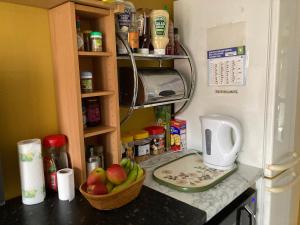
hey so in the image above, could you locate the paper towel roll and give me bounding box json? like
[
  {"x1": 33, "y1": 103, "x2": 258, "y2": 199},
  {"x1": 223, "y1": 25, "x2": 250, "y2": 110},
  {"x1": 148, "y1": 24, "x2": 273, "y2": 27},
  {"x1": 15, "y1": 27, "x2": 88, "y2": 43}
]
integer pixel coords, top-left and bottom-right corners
[
  {"x1": 17, "y1": 139, "x2": 45, "y2": 205},
  {"x1": 57, "y1": 168, "x2": 75, "y2": 201}
]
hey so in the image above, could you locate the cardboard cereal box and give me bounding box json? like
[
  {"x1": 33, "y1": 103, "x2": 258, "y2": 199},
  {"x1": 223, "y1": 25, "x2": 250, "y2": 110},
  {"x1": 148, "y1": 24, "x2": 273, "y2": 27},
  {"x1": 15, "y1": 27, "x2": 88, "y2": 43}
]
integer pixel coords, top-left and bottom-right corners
[{"x1": 170, "y1": 119, "x2": 186, "y2": 152}]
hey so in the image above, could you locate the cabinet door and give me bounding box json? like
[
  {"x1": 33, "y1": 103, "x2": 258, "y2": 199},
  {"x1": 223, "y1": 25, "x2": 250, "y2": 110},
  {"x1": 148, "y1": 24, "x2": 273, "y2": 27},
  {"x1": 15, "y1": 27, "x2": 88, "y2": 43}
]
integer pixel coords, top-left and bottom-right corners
[{"x1": 263, "y1": 168, "x2": 300, "y2": 225}]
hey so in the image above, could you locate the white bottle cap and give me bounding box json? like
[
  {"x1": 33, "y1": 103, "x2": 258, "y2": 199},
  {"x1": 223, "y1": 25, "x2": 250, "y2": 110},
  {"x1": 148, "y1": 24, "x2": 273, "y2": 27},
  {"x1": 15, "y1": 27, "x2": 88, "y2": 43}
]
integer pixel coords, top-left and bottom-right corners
[
  {"x1": 154, "y1": 49, "x2": 166, "y2": 55},
  {"x1": 138, "y1": 48, "x2": 150, "y2": 54}
]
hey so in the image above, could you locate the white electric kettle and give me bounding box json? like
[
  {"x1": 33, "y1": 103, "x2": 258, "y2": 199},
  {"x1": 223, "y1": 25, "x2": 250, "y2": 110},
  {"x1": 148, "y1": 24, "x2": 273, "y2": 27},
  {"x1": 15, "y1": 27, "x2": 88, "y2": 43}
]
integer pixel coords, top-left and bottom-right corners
[{"x1": 200, "y1": 114, "x2": 242, "y2": 170}]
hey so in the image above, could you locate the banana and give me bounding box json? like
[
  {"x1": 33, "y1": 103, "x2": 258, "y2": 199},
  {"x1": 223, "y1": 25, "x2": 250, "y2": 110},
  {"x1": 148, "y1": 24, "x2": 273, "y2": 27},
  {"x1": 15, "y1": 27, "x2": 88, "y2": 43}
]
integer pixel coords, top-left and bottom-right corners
[
  {"x1": 111, "y1": 164, "x2": 138, "y2": 193},
  {"x1": 136, "y1": 165, "x2": 144, "y2": 180},
  {"x1": 125, "y1": 159, "x2": 131, "y2": 169},
  {"x1": 120, "y1": 158, "x2": 129, "y2": 167}
]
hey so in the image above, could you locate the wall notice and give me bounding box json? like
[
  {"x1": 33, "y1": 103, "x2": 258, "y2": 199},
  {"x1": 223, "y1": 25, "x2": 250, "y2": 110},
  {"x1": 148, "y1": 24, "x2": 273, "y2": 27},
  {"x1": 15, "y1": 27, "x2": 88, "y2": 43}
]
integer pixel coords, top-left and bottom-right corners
[{"x1": 207, "y1": 46, "x2": 246, "y2": 86}]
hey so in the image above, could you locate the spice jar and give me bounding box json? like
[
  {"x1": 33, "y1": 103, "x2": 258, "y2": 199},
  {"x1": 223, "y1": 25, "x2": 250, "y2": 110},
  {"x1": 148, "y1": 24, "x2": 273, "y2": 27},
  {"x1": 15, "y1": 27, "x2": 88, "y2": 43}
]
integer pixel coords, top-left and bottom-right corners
[
  {"x1": 90, "y1": 31, "x2": 103, "y2": 52},
  {"x1": 134, "y1": 131, "x2": 151, "y2": 162},
  {"x1": 80, "y1": 71, "x2": 93, "y2": 93},
  {"x1": 43, "y1": 134, "x2": 69, "y2": 191},
  {"x1": 86, "y1": 98, "x2": 101, "y2": 127},
  {"x1": 83, "y1": 30, "x2": 92, "y2": 51},
  {"x1": 121, "y1": 135, "x2": 135, "y2": 160},
  {"x1": 144, "y1": 126, "x2": 165, "y2": 155}
]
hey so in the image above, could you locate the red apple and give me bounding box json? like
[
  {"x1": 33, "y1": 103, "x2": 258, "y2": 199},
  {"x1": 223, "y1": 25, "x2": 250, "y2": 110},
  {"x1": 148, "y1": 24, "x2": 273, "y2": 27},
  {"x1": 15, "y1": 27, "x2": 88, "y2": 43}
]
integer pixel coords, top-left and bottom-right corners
[
  {"x1": 106, "y1": 164, "x2": 127, "y2": 185},
  {"x1": 87, "y1": 182, "x2": 108, "y2": 195},
  {"x1": 87, "y1": 167, "x2": 106, "y2": 185}
]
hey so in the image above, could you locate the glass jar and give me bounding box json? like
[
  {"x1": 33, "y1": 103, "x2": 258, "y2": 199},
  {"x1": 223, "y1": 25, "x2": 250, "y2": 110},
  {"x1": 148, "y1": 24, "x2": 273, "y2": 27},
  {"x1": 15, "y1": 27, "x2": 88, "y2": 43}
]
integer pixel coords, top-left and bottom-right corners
[
  {"x1": 144, "y1": 126, "x2": 165, "y2": 155},
  {"x1": 43, "y1": 134, "x2": 69, "y2": 191},
  {"x1": 134, "y1": 131, "x2": 151, "y2": 162},
  {"x1": 90, "y1": 31, "x2": 103, "y2": 52},
  {"x1": 121, "y1": 135, "x2": 135, "y2": 160},
  {"x1": 86, "y1": 98, "x2": 101, "y2": 127},
  {"x1": 80, "y1": 71, "x2": 93, "y2": 93}
]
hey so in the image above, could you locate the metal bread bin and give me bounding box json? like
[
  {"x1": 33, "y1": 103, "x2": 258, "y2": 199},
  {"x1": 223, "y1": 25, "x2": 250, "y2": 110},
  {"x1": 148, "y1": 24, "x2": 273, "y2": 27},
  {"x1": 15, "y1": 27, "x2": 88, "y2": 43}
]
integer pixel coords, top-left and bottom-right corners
[{"x1": 119, "y1": 67, "x2": 187, "y2": 106}]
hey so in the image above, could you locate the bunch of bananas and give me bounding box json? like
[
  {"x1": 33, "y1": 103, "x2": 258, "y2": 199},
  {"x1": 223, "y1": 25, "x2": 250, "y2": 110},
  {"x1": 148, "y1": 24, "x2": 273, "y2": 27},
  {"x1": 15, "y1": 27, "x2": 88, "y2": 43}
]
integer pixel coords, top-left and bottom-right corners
[{"x1": 111, "y1": 158, "x2": 144, "y2": 193}]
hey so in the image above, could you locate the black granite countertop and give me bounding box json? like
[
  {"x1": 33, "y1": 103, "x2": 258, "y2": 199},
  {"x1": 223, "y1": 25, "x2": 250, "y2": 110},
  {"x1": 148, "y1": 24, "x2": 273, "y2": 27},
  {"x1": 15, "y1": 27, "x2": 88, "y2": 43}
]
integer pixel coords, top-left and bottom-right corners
[{"x1": 0, "y1": 186, "x2": 206, "y2": 225}]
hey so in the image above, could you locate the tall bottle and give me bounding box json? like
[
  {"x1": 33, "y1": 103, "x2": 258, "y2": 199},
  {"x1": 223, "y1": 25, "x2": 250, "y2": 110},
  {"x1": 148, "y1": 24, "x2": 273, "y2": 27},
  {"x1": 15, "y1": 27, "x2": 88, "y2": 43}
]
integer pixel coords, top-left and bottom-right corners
[
  {"x1": 138, "y1": 12, "x2": 151, "y2": 54},
  {"x1": 150, "y1": 10, "x2": 169, "y2": 55},
  {"x1": 115, "y1": 0, "x2": 135, "y2": 54},
  {"x1": 128, "y1": 12, "x2": 139, "y2": 53},
  {"x1": 165, "y1": 6, "x2": 174, "y2": 55},
  {"x1": 174, "y1": 27, "x2": 181, "y2": 55},
  {"x1": 86, "y1": 146, "x2": 100, "y2": 175},
  {"x1": 76, "y1": 15, "x2": 84, "y2": 51}
]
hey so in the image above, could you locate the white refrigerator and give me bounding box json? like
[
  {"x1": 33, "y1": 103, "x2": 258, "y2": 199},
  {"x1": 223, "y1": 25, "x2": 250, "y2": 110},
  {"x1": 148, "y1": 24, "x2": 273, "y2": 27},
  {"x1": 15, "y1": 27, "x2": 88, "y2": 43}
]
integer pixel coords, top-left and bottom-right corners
[{"x1": 174, "y1": 0, "x2": 300, "y2": 224}]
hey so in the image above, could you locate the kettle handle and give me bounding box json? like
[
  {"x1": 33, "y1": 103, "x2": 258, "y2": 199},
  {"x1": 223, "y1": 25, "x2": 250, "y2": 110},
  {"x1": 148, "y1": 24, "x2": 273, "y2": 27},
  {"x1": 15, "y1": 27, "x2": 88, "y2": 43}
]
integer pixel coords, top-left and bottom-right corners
[{"x1": 222, "y1": 118, "x2": 242, "y2": 160}]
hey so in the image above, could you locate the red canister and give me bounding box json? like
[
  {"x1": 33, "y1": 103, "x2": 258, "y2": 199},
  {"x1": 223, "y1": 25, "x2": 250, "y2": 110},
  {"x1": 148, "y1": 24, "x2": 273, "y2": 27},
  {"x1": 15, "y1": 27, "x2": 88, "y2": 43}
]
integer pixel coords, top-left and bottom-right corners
[
  {"x1": 43, "y1": 134, "x2": 69, "y2": 191},
  {"x1": 144, "y1": 126, "x2": 165, "y2": 155}
]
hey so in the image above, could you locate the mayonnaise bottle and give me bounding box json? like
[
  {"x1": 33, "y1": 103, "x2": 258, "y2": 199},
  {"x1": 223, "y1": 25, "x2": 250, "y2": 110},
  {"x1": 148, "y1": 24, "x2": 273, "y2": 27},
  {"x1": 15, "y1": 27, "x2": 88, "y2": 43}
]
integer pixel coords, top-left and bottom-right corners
[{"x1": 150, "y1": 10, "x2": 169, "y2": 55}]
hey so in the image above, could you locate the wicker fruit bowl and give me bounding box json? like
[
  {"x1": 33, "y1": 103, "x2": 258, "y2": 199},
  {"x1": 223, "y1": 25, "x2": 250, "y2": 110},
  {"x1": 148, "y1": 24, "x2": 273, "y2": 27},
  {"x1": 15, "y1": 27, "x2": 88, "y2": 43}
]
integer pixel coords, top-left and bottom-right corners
[{"x1": 79, "y1": 169, "x2": 145, "y2": 210}]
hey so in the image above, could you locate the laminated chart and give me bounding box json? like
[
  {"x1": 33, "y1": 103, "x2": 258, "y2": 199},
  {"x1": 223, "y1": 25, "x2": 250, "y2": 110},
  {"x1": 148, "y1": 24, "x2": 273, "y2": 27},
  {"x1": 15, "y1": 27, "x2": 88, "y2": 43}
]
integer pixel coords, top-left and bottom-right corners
[{"x1": 207, "y1": 46, "x2": 246, "y2": 86}]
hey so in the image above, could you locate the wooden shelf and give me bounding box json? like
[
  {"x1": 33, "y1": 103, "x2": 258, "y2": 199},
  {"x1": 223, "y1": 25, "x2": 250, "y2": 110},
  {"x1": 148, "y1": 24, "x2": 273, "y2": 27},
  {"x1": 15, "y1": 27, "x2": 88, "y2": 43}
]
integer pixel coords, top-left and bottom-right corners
[
  {"x1": 49, "y1": 2, "x2": 121, "y2": 187},
  {"x1": 75, "y1": 4, "x2": 110, "y2": 17},
  {"x1": 84, "y1": 126, "x2": 116, "y2": 138},
  {"x1": 78, "y1": 51, "x2": 112, "y2": 57},
  {"x1": 81, "y1": 91, "x2": 114, "y2": 98}
]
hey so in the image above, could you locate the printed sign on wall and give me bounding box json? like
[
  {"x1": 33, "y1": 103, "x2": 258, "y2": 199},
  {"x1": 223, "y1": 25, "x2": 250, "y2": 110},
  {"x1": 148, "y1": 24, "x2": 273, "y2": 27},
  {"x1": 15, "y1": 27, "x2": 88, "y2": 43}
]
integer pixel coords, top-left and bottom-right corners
[{"x1": 207, "y1": 46, "x2": 246, "y2": 86}]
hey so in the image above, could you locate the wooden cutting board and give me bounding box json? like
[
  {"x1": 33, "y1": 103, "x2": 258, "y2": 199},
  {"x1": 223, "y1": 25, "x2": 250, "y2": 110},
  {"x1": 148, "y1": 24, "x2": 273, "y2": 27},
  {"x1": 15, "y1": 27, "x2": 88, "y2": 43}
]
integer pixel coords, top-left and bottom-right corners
[{"x1": 153, "y1": 153, "x2": 237, "y2": 192}]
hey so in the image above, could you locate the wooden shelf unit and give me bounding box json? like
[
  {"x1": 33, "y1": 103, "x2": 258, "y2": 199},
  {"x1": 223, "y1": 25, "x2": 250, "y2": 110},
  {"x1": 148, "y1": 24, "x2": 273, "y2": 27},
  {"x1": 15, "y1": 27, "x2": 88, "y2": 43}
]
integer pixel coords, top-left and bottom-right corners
[{"x1": 49, "y1": 2, "x2": 121, "y2": 187}]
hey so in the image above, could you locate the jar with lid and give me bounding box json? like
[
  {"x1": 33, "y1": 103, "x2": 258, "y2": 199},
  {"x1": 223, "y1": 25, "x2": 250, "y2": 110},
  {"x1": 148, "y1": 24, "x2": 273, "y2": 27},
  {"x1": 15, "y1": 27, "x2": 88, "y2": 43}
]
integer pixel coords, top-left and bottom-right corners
[
  {"x1": 86, "y1": 98, "x2": 101, "y2": 127},
  {"x1": 90, "y1": 31, "x2": 103, "y2": 52},
  {"x1": 144, "y1": 126, "x2": 165, "y2": 155},
  {"x1": 121, "y1": 135, "x2": 134, "y2": 160},
  {"x1": 133, "y1": 131, "x2": 151, "y2": 162},
  {"x1": 43, "y1": 134, "x2": 69, "y2": 191},
  {"x1": 80, "y1": 71, "x2": 93, "y2": 93}
]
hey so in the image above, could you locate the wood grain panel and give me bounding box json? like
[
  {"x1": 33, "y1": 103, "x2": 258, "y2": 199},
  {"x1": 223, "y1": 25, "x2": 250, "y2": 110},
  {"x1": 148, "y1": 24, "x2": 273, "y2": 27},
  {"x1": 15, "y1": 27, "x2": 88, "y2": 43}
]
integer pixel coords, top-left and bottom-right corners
[
  {"x1": 49, "y1": 2, "x2": 86, "y2": 187},
  {"x1": 1, "y1": 0, "x2": 114, "y2": 9}
]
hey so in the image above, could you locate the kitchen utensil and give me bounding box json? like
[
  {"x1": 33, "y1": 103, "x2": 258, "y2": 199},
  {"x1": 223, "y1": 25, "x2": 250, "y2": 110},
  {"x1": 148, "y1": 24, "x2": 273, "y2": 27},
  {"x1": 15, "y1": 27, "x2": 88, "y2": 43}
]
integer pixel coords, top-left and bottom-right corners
[{"x1": 200, "y1": 114, "x2": 242, "y2": 170}]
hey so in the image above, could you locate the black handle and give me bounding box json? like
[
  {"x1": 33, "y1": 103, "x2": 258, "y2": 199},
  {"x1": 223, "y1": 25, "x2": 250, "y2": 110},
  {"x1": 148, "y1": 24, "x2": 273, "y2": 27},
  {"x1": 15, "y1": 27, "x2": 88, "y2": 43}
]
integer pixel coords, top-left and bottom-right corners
[
  {"x1": 237, "y1": 205, "x2": 256, "y2": 225},
  {"x1": 159, "y1": 90, "x2": 176, "y2": 97}
]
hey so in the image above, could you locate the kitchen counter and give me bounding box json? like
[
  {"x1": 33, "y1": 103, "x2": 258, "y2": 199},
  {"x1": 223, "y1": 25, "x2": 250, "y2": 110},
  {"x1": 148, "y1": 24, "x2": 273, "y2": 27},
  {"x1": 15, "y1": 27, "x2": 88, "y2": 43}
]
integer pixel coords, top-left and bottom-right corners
[
  {"x1": 0, "y1": 186, "x2": 206, "y2": 225},
  {"x1": 140, "y1": 151, "x2": 263, "y2": 221},
  {"x1": 0, "y1": 151, "x2": 262, "y2": 225}
]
